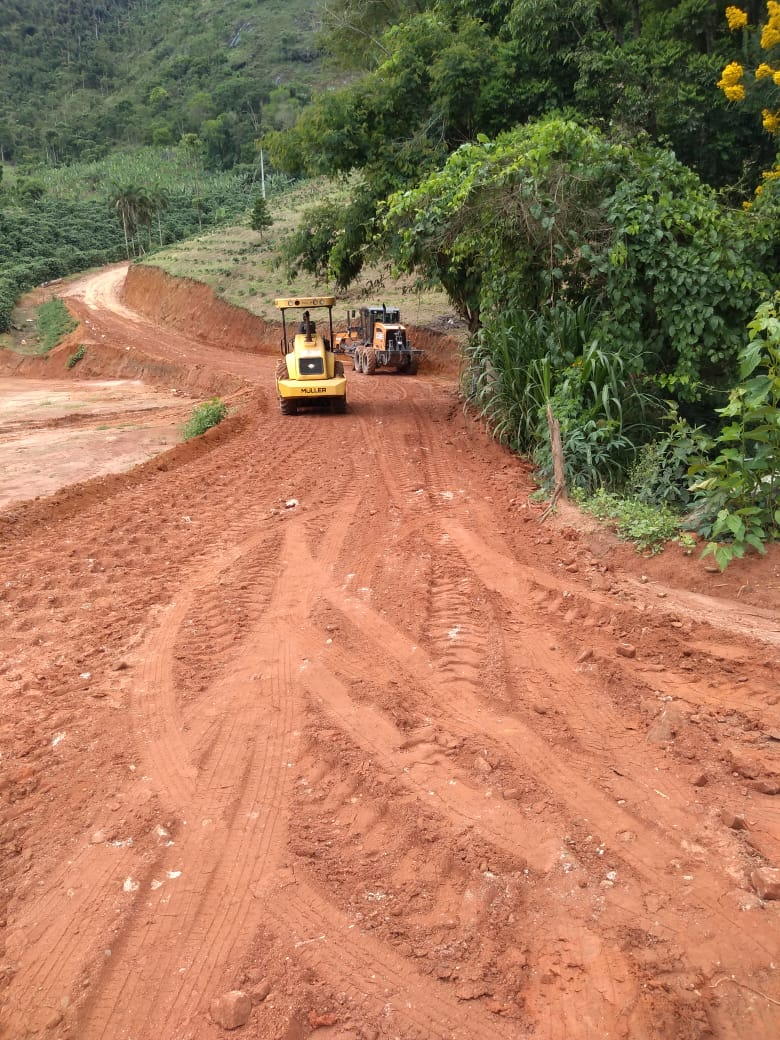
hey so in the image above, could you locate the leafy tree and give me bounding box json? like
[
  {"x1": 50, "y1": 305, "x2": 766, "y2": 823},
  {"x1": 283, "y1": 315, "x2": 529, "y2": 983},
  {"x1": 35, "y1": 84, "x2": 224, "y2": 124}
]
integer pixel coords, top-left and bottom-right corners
[
  {"x1": 15, "y1": 177, "x2": 46, "y2": 202},
  {"x1": 317, "y1": 0, "x2": 433, "y2": 69},
  {"x1": 271, "y1": 1, "x2": 773, "y2": 291},
  {"x1": 250, "y1": 194, "x2": 272, "y2": 238},
  {"x1": 383, "y1": 117, "x2": 774, "y2": 400},
  {"x1": 201, "y1": 112, "x2": 244, "y2": 170},
  {"x1": 148, "y1": 86, "x2": 170, "y2": 112}
]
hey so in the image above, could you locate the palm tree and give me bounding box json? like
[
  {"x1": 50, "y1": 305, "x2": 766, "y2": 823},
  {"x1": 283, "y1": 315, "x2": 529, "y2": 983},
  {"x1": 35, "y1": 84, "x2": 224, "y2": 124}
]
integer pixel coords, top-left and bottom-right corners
[
  {"x1": 132, "y1": 186, "x2": 154, "y2": 253},
  {"x1": 109, "y1": 183, "x2": 152, "y2": 257},
  {"x1": 109, "y1": 183, "x2": 136, "y2": 258},
  {"x1": 149, "y1": 187, "x2": 170, "y2": 247},
  {"x1": 180, "y1": 134, "x2": 204, "y2": 229}
]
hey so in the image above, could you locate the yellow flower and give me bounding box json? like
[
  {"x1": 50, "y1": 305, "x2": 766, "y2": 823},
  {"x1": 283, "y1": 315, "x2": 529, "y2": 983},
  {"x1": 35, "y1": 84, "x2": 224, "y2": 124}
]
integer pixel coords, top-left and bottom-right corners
[
  {"x1": 726, "y1": 6, "x2": 748, "y2": 30},
  {"x1": 756, "y1": 62, "x2": 775, "y2": 79},
  {"x1": 762, "y1": 165, "x2": 780, "y2": 179},
  {"x1": 762, "y1": 108, "x2": 780, "y2": 132},
  {"x1": 718, "y1": 61, "x2": 745, "y2": 88},
  {"x1": 718, "y1": 63, "x2": 746, "y2": 100},
  {"x1": 769, "y1": 1, "x2": 780, "y2": 19},
  {"x1": 761, "y1": 24, "x2": 780, "y2": 49}
]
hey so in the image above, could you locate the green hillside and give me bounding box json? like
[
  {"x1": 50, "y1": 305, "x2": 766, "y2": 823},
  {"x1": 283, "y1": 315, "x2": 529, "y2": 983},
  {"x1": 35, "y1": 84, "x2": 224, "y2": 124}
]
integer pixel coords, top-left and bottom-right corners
[{"x1": 0, "y1": 0, "x2": 328, "y2": 165}]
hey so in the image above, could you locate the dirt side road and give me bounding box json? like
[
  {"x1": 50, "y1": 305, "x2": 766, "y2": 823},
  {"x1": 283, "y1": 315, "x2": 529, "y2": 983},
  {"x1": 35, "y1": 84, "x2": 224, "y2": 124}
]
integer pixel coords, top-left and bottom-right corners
[{"x1": 1, "y1": 266, "x2": 779, "y2": 1040}]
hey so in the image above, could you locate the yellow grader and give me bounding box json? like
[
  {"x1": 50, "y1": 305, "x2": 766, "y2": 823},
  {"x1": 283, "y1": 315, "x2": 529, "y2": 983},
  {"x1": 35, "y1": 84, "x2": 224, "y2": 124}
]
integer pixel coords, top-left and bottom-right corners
[{"x1": 335, "y1": 305, "x2": 424, "y2": 375}]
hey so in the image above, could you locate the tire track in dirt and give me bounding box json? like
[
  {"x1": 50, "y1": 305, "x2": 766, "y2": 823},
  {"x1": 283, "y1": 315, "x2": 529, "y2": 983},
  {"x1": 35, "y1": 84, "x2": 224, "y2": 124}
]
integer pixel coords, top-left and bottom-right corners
[
  {"x1": 0, "y1": 427, "x2": 358, "y2": 1035},
  {"x1": 77, "y1": 547, "x2": 298, "y2": 1036},
  {"x1": 273, "y1": 542, "x2": 671, "y2": 1033},
  {"x1": 74, "y1": 452, "x2": 369, "y2": 1036},
  {"x1": 266, "y1": 878, "x2": 522, "y2": 1040},
  {"x1": 286, "y1": 472, "x2": 778, "y2": 1040}
]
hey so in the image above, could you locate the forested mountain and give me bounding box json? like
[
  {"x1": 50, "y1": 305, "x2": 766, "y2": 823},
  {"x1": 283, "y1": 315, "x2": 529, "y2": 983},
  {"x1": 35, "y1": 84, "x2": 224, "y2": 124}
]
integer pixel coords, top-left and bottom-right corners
[
  {"x1": 0, "y1": 1, "x2": 325, "y2": 335},
  {"x1": 0, "y1": 0, "x2": 325, "y2": 165}
]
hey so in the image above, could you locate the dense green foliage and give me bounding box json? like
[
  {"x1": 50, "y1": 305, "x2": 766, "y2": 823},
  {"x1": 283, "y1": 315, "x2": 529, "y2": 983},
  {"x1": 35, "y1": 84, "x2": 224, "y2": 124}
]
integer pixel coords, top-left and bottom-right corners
[
  {"x1": 36, "y1": 298, "x2": 77, "y2": 354},
  {"x1": 0, "y1": 195, "x2": 123, "y2": 332},
  {"x1": 269, "y1": 0, "x2": 774, "y2": 291},
  {"x1": 382, "y1": 114, "x2": 780, "y2": 558},
  {"x1": 690, "y1": 292, "x2": 780, "y2": 568},
  {"x1": 182, "y1": 397, "x2": 229, "y2": 440},
  {"x1": 386, "y1": 120, "x2": 774, "y2": 401}
]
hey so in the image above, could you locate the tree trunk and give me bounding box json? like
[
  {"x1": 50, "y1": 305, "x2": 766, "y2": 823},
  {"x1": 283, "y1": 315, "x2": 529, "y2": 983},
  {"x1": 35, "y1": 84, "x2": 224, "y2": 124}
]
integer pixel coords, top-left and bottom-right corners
[{"x1": 546, "y1": 404, "x2": 567, "y2": 503}]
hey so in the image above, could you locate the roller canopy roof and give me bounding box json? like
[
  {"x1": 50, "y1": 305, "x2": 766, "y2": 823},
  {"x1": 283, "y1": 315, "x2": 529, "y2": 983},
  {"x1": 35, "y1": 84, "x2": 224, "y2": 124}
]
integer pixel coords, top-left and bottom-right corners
[{"x1": 274, "y1": 296, "x2": 336, "y2": 309}]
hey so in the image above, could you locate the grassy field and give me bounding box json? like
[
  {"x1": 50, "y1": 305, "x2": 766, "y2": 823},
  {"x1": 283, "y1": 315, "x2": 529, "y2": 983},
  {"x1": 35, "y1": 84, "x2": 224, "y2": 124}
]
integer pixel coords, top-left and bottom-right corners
[{"x1": 142, "y1": 178, "x2": 467, "y2": 336}]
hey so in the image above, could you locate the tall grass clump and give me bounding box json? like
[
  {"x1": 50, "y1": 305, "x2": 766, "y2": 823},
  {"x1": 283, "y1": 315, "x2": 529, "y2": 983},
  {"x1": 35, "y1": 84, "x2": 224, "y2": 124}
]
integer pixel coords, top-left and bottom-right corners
[
  {"x1": 464, "y1": 299, "x2": 661, "y2": 491},
  {"x1": 182, "y1": 398, "x2": 228, "y2": 440}
]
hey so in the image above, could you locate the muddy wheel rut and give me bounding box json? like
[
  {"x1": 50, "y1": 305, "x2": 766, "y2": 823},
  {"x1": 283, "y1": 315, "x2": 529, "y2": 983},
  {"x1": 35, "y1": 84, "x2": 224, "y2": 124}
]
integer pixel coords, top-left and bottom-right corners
[{"x1": 0, "y1": 264, "x2": 779, "y2": 1040}]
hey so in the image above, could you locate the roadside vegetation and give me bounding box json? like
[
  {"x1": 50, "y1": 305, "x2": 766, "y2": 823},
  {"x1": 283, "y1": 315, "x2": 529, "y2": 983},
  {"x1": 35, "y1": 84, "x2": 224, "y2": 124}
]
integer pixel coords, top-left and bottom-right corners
[
  {"x1": 182, "y1": 397, "x2": 229, "y2": 440},
  {"x1": 66, "y1": 344, "x2": 87, "y2": 369},
  {"x1": 0, "y1": 146, "x2": 280, "y2": 334},
  {"x1": 36, "y1": 299, "x2": 77, "y2": 355}
]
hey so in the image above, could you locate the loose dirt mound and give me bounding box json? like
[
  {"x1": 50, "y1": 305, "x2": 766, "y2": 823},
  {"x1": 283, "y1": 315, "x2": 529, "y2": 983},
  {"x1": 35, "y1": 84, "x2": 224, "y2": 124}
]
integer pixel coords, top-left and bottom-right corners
[{"x1": 1, "y1": 265, "x2": 779, "y2": 1040}]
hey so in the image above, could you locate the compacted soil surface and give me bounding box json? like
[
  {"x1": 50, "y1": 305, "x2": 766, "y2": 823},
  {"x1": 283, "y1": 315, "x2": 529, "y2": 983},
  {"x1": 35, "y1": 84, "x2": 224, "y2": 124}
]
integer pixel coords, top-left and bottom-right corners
[
  {"x1": 0, "y1": 377, "x2": 188, "y2": 510},
  {"x1": 1, "y1": 265, "x2": 779, "y2": 1040}
]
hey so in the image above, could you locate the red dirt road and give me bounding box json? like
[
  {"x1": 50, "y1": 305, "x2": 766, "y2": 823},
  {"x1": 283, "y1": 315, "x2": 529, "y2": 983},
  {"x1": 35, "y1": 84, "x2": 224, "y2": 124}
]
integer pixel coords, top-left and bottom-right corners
[{"x1": 1, "y1": 265, "x2": 780, "y2": 1040}]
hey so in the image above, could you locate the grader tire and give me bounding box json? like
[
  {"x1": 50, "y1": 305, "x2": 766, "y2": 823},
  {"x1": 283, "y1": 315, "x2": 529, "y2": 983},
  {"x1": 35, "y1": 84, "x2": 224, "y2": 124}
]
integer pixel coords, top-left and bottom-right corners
[
  {"x1": 334, "y1": 360, "x2": 345, "y2": 378},
  {"x1": 363, "y1": 349, "x2": 377, "y2": 375},
  {"x1": 352, "y1": 350, "x2": 361, "y2": 371}
]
